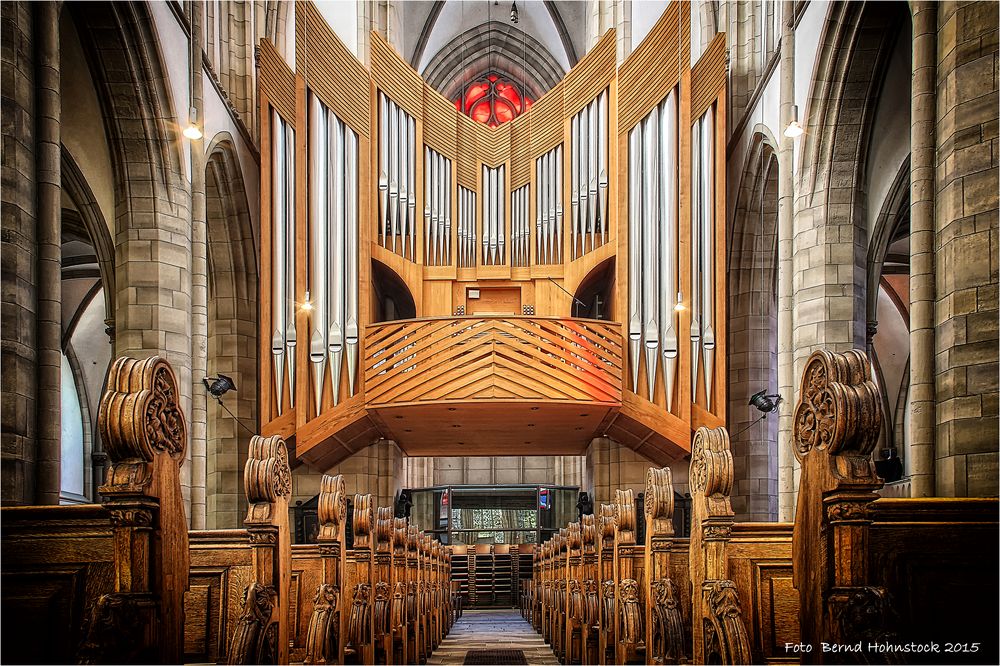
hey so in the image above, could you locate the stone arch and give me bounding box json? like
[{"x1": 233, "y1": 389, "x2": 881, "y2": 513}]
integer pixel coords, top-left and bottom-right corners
[
  {"x1": 422, "y1": 23, "x2": 565, "y2": 102},
  {"x1": 727, "y1": 131, "x2": 779, "y2": 521},
  {"x1": 204, "y1": 135, "x2": 257, "y2": 528},
  {"x1": 792, "y1": 0, "x2": 909, "y2": 369}
]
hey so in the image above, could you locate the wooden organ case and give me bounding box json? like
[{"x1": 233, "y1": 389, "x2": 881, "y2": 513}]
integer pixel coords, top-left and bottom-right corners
[{"x1": 257, "y1": 3, "x2": 727, "y2": 469}]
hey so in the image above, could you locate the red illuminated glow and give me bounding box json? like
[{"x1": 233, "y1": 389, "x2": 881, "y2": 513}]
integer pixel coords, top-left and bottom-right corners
[{"x1": 454, "y1": 75, "x2": 533, "y2": 127}]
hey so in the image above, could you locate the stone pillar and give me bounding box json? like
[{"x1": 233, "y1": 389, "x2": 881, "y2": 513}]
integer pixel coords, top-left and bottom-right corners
[
  {"x1": 34, "y1": 1, "x2": 61, "y2": 505},
  {"x1": 1, "y1": 0, "x2": 38, "y2": 505},
  {"x1": 776, "y1": 0, "x2": 796, "y2": 521},
  {"x1": 190, "y1": 0, "x2": 208, "y2": 528},
  {"x1": 584, "y1": 438, "x2": 668, "y2": 505},
  {"x1": 908, "y1": 1, "x2": 937, "y2": 497},
  {"x1": 933, "y1": 1, "x2": 999, "y2": 496}
]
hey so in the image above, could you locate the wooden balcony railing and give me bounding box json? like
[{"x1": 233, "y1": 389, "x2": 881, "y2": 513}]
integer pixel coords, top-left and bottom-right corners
[{"x1": 363, "y1": 317, "x2": 622, "y2": 407}]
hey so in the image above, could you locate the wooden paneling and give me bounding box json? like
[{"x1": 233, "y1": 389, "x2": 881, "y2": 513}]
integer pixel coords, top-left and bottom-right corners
[
  {"x1": 691, "y1": 33, "x2": 727, "y2": 122},
  {"x1": 370, "y1": 32, "x2": 424, "y2": 120},
  {"x1": 618, "y1": 1, "x2": 682, "y2": 133},
  {"x1": 529, "y1": 81, "x2": 564, "y2": 155},
  {"x1": 562, "y1": 31, "x2": 616, "y2": 117},
  {"x1": 510, "y1": 113, "x2": 532, "y2": 188},
  {"x1": 423, "y1": 83, "x2": 458, "y2": 159},
  {"x1": 296, "y1": 2, "x2": 370, "y2": 137},
  {"x1": 259, "y1": 40, "x2": 296, "y2": 123}
]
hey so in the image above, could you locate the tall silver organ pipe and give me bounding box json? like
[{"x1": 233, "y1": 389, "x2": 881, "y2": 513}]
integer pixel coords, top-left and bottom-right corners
[
  {"x1": 699, "y1": 106, "x2": 716, "y2": 407},
  {"x1": 535, "y1": 145, "x2": 563, "y2": 264},
  {"x1": 328, "y1": 110, "x2": 345, "y2": 407},
  {"x1": 424, "y1": 147, "x2": 453, "y2": 266},
  {"x1": 482, "y1": 165, "x2": 506, "y2": 266},
  {"x1": 308, "y1": 97, "x2": 359, "y2": 411},
  {"x1": 571, "y1": 90, "x2": 608, "y2": 258},
  {"x1": 690, "y1": 114, "x2": 702, "y2": 401},
  {"x1": 641, "y1": 108, "x2": 660, "y2": 402},
  {"x1": 627, "y1": 128, "x2": 642, "y2": 393},
  {"x1": 458, "y1": 186, "x2": 477, "y2": 267},
  {"x1": 378, "y1": 93, "x2": 416, "y2": 258},
  {"x1": 308, "y1": 95, "x2": 328, "y2": 414},
  {"x1": 658, "y1": 91, "x2": 679, "y2": 411},
  {"x1": 628, "y1": 89, "x2": 681, "y2": 407},
  {"x1": 270, "y1": 109, "x2": 295, "y2": 415},
  {"x1": 512, "y1": 184, "x2": 530, "y2": 267}
]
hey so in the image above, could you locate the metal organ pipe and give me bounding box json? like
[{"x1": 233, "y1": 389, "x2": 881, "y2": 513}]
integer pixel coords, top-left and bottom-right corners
[
  {"x1": 328, "y1": 111, "x2": 345, "y2": 407},
  {"x1": 498, "y1": 164, "x2": 506, "y2": 262},
  {"x1": 345, "y1": 129, "x2": 359, "y2": 398},
  {"x1": 700, "y1": 106, "x2": 716, "y2": 407},
  {"x1": 378, "y1": 93, "x2": 388, "y2": 247},
  {"x1": 284, "y1": 121, "x2": 296, "y2": 409},
  {"x1": 658, "y1": 91, "x2": 679, "y2": 411},
  {"x1": 598, "y1": 91, "x2": 608, "y2": 244},
  {"x1": 642, "y1": 108, "x2": 660, "y2": 402},
  {"x1": 407, "y1": 115, "x2": 416, "y2": 261},
  {"x1": 579, "y1": 103, "x2": 590, "y2": 254},
  {"x1": 438, "y1": 152, "x2": 447, "y2": 264},
  {"x1": 627, "y1": 127, "x2": 642, "y2": 393},
  {"x1": 588, "y1": 98, "x2": 598, "y2": 251},
  {"x1": 308, "y1": 96, "x2": 328, "y2": 415},
  {"x1": 424, "y1": 147, "x2": 432, "y2": 264},
  {"x1": 555, "y1": 144, "x2": 563, "y2": 262},
  {"x1": 271, "y1": 109, "x2": 287, "y2": 414},
  {"x1": 445, "y1": 158, "x2": 452, "y2": 264},
  {"x1": 690, "y1": 117, "x2": 702, "y2": 401},
  {"x1": 571, "y1": 114, "x2": 579, "y2": 258}
]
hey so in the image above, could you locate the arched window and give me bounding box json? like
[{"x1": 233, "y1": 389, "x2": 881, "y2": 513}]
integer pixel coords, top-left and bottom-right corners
[{"x1": 455, "y1": 75, "x2": 533, "y2": 127}]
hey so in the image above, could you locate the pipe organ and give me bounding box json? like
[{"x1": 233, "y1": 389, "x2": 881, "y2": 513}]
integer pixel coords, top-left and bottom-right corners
[
  {"x1": 535, "y1": 146, "x2": 563, "y2": 265},
  {"x1": 481, "y1": 165, "x2": 506, "y2": 266},
  {"x1": 380, "y1": 93, "x2": 417, "y2": 260},
  {"x1": 259, "y1": 4, "x2": 726, "y2": 469},
  {"x1": 308, "y1": 95, "x2": 360, "y2": 412},
  {"x1": 270, "y1": 109, "x2": 296, "y2": 415},
  {"x1": 424, "y1": 148, "x2": 452, "y2": 266},
  {"x1": 570, "y1": 90, "x2": 609, "y2": 259},
  {"x1": 627, "y1": 91, "x2": 680, "y2": 410}
]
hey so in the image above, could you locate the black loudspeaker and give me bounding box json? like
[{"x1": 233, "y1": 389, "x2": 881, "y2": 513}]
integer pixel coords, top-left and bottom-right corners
[
  {"x1": 395, "y1": 489, "x2": 413, "y2": 518},
  {"x1": 576, "y1": 492, "x2": 593, "y2": 519}
]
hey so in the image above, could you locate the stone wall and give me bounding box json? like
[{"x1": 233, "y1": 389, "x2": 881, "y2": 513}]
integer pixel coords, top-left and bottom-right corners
[
  {"x1": 584, "y1": 437, "x2": 688, "y2": 505},
  {"x1": 933, "y1": 0, "x2": 999, "y2": 496}
]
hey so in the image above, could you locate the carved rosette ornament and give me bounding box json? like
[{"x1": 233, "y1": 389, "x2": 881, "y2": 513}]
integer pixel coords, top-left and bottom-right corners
[
  {"x1": 792, "y1": 349, "x2": 881, "y2": 461},
  {"x1": 98, "y1": 356, "x2": 187, "y2": 466}
]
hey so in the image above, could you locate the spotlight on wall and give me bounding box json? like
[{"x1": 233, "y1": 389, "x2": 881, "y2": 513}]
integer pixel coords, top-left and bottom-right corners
[
  {"x1": 300, "y1": 289, "x2": 314, "y2": 312},
  {"x1": 510, "y1": 1, "x2": 519, "y2": 23},
  {"x1": 749, "y1": 390, "x2": 782, "y2": 414},
  {"x1": 203, "y1": 374, "x2": 237, "y2": 398},
  {"x1": 673, "y1": 291, "x2": 685, "y2": 312},
  {"x1": 783, "y1": 104, "x2": 803, "y2": 138},
  {"x1": 183, "y1": 106, "x2": 203, "y2": 140}
]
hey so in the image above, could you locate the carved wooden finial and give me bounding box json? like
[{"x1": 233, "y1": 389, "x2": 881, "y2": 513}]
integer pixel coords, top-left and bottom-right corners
[
  {"x1": 353, "y1": 494, "x2": 374, "y2": 550},
  {"x1": 599, "y1": 503, "x2": 616, "y2": 547},
  {"x1": 581, "y1": 513, "x2": 597, "y2": 554},
  {"x1": 644, "y1": 467, "x2": 675, "y2": 538},
  {"x1": 317, "y1": 474, "x2": 347, "y2": 542},
  {"x1": 792, "y1": 348, "x2": 881, "y2": 462},
  {"x1": 392, "y1": 518, "x2": 407, "y2": 555},
  {"x1": 567, "y1": 521, "x2": 582, "y2": 552},
  {"x1": 244, "y1": 434, "x2": 292, "y2": 523},
  {"x1": 375, "y1": 506, "x2": 394, "y2": 552},
  {"x1": 614, "y1": 488, "x2": 636, "y2": 545},
  {"x1": 98, "y1": 355, "x2": 186, "y2": 469}
]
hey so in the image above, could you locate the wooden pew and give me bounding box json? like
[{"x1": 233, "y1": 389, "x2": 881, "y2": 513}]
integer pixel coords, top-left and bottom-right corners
[
  {"x1": 642, "y1": 466, "x2": 689, "y2": 664},
  {"x1": 344, "y1": 493, "x2": 375, "y2": 664},
  {"x1": 597, "y1": 502, "x2": 617, "y2": 665},
  {"x1": 791, "y1": 349, "x2": 1000, "y2": 664},
  {"x1": 613, "y1": 488, "x2": 645, "y2": 664},
  {"x1": 580, "y1": 513, "x2": 602, "y2": 666},
  {"x1": 564, "y1": 521, "x2": 584, "y2": 664},
  {"x1": 185, "y1": 434, "x2": 292, "y2": 665},
  {"x1": 1, "y1": 355, "x2": 189, "y2": 665}
]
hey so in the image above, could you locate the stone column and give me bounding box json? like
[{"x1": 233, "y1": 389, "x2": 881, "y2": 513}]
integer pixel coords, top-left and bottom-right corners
[
  {"x1": 908, "y1": 1, "x2": 937, "y2": 497},
  {"x1": 776, "y1": 0, "x2": 796, "y2": 520},
  {"x1": 34, "y1": 1, "x2": 61, "y2": 505},
  {"x1": 190, "y1": 0, "x2": 208, "y2": 528},
  {"x1": 933, "y1": 1, "x2": 999, "y2": 496},
  {"x1": 1, "y1": 0, "x2": 38, "y2": 505}
]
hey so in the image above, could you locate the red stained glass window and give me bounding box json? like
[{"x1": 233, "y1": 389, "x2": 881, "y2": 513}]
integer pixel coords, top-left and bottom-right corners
[{"x1": 455, "y1": 75, "x2": 533, "y2": 127}]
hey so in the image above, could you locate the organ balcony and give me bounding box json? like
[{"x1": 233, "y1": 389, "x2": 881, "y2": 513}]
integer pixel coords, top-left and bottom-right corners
[{"x1": 257, "y1": 3, "x2": 727, "y2": 470}]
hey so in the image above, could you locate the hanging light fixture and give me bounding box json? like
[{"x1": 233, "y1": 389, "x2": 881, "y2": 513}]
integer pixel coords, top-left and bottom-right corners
[
  {"x1": 784, "y1": 104, "x2": 803, "y2": 138},
  {"x1": 510, "y1": 1, "x2": 519, "y2": 23}
]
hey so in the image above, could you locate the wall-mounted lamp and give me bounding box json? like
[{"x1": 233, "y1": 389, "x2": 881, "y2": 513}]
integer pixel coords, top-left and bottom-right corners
[
  {"x1": 203, "y1": 374, "x2": 237, "y2": 398},
  {"x1": 510, "y1": 1, "x2": 519, "y2": 23},
  {"x1": 749, "y1": 390, "x2": 782, "y2": 414},
  {"x1": 783, "y1": 104, "x2": 803, "y2": 138},
  {"x1": 300, "y1": 290, "x2": 313, "y2": 312},
  {"x1": 183, "y1": 106, "x2": 203, "y2": 140}
]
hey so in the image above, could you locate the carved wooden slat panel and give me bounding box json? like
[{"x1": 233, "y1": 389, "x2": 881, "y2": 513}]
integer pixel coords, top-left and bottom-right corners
[
  {"x1": 259, "y1": 39, "x2": 296, "y2": 124},
  {"x1": 297, "y1": 2, "x2": 370, "y2": 137},
  {"x1": 530, "y1": 81, "x2": 564, "y2": 156},
  {"x1": 456, "y1": 114, "x2": 480, "y2": 188},
  {"x1": 510, "y1": 113, "x2": 532, "y2": 188},
  {"x1": 423, "y1": 84, "x2": 458, "y2": 160},
  {"x1": 363, "y1": 318, "x2": 622, "y2": 406},
  {"x1": 563, "y1": 31, "x2": 616, "y2": 118},
  {"x1": 691, "y1": 33, "x2": 727, "y2": 121},
  {"x1": 618, "y1": 2, "x2": 682, "y2": 133},
  {"x1": 370, "y1": 32, "x2": 424, "y2": 120}
]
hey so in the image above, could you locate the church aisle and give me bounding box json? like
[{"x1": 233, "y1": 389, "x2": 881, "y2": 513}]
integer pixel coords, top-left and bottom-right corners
[{"x1": 427, "y1": 608, "x2": 559, "y2": 665}]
